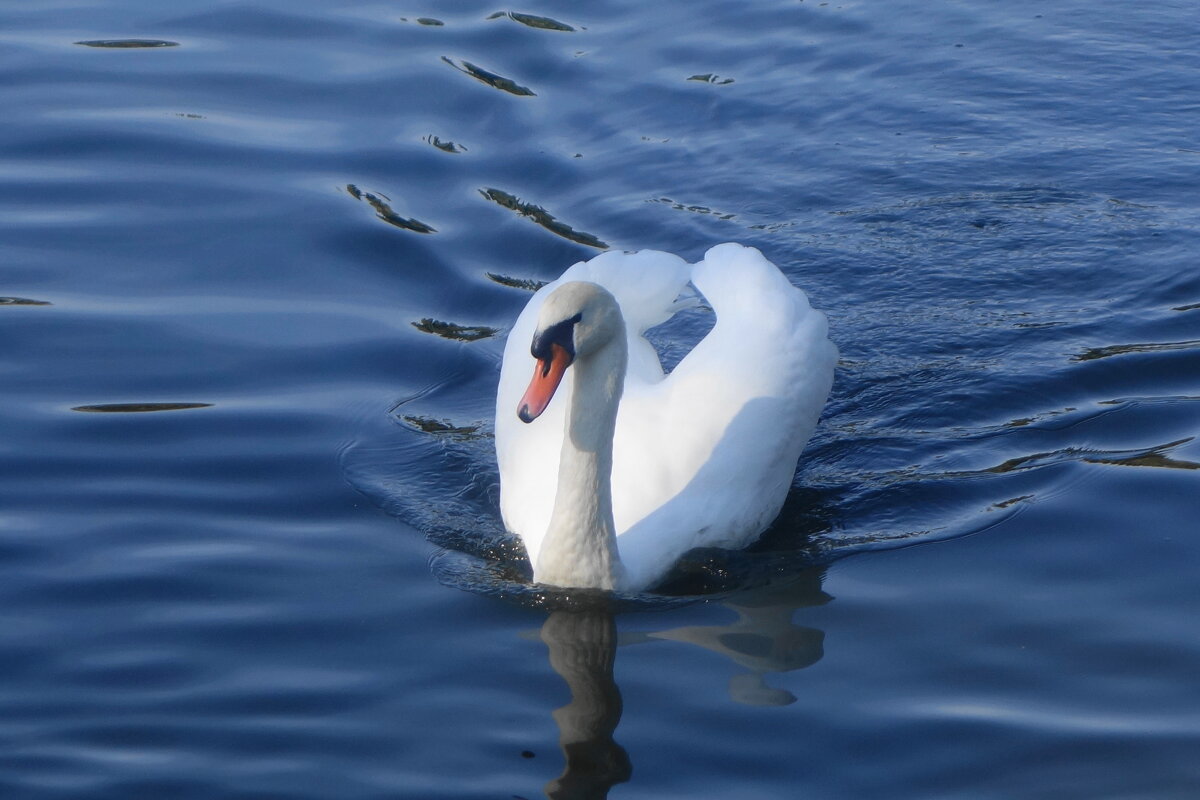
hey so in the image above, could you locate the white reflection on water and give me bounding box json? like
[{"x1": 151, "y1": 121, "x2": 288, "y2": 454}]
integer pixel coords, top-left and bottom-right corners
[{"x1": 537, "y1": 568, "x2": 829, "y2": 797}]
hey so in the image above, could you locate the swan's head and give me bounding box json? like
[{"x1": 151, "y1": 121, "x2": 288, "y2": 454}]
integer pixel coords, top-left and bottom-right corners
[{"x1": 518, "y1": 281, "x2": 622, "y2": 423}]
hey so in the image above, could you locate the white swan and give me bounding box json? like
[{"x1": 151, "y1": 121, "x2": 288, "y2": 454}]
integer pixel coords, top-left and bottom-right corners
[{"x1": 495, "y1": 243, "x2": 837, "y2": 591}]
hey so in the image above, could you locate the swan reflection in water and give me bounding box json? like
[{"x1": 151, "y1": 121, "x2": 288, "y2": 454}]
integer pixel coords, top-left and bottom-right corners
[
  {"x1": 535, "y1": 568, "x2": 829, "y2": 798},
  {"x1": 539, "y1": 611, "x2": 629, "y2": 799}
]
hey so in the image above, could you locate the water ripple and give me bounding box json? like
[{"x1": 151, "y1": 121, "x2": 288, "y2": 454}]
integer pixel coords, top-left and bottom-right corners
[
  {"x1": 410, "y1": 318, "x2": 498, "y2": 342},
  {"x1": 71, "y1": 403, "x2": 213, "y2": 413},
  {"x1": 345, "y1": 184, "x2": 436, "y2": 234},
  {"x1": 440, "y1": 56, "x2": 536, "y2": 96},
  {"x1": 487, "y1": 11, "x2": 576, "y2": 33},
  {"x1": 479, "y1": 187, "x2": 608, "y2": 248},
  {"x1": 1074, "y1": 338, "x2": 1200, "y2": 362},
  {"x1": 74, "y1": 39, "x2": 178, "y2": 49}
]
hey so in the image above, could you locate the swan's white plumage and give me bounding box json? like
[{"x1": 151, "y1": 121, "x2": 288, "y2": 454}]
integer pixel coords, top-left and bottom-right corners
[{"x1": 495, "y1": 243, "x2": 837, "y2": 590}]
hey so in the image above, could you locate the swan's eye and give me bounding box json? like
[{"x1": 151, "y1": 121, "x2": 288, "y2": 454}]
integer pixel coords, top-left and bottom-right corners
[{"x1": 531, "y1": 313, "x2": 582, "y2": 361}]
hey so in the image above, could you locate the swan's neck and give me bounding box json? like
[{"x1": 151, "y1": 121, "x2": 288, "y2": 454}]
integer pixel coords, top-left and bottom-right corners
[{"x1": 535, "y1": 331, "x2": 627, "y2": 591}]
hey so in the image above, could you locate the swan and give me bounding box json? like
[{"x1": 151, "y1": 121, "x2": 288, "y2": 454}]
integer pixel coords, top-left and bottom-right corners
[{"x1": 495, "y1": 243, "x2": 836, "y2": 591}]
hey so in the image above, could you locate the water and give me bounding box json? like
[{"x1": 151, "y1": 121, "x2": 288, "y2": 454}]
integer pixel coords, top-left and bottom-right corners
[{"x1": 2, "y1": 0, "x2": 1198, "y2": 797}]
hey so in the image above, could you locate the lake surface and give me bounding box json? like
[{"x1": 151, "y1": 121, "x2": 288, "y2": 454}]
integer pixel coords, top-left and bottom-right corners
[{"x1": 2, "y1": 0, "x2": 1198, "y2": 797}]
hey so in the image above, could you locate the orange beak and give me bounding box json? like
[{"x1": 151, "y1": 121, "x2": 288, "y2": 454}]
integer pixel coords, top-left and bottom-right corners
[{"x1": 518, "y1": 342, "x2": 571, "y2": 423}]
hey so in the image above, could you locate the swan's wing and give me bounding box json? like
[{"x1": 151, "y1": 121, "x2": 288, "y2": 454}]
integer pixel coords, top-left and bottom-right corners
[
  {"x1": 495, "y1": 250, "x2": 691, "y2": 563},
  {"x1": 565, "y1": 249, "x2": 693, "y2": 381},
  {"x1": 612, "y1": 244, "x2": 837, "y2": 587}
]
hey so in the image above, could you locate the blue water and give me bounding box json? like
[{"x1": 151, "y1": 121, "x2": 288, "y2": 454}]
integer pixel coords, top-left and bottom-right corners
[{"x1": 3, "y1": 0, "x2": 1199, "y2": 797}]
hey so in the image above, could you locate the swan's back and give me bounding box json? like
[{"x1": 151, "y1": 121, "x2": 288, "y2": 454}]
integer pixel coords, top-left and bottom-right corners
[{"x1": 496, "y1": 244, "x2": 837, "y2": 589}]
